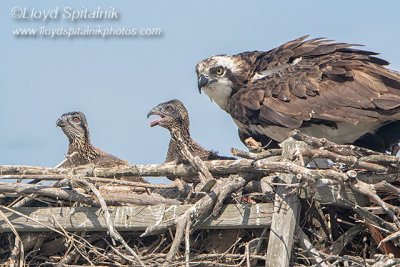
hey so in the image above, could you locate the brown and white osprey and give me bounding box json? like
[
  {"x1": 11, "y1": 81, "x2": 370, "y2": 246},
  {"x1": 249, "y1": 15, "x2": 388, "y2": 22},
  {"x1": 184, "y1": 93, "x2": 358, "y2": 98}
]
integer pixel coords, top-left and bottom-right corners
[
  {"x1": 147, "y1": 99, "x2": 234, "y2": 184},
  {"x1": 57, "y1": 111, "x2": 130, "y2": 168},
  {"x1": 147, "y1": 99, "x2": 234, "y2": 164},
  {"x1": 196, "y1": 36, "x2": 400, "y2": 153}
]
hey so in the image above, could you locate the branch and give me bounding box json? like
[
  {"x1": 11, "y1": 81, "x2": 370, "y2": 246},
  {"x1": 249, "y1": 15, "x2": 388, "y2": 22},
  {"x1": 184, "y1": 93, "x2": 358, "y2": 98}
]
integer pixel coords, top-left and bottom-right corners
[
  {"x1": 1, "y1": 160, "x2": 351, "y2": 183},
  {"x1": 298, "y1": 228, "x2": 329, "y2": 267},
  {"x1": 290, "y1": 129, "x2": 378, "y2": 156},
  {"x1": 170, "y1": 129, "x2": 214, "y2": 185},
  {"x1": 0, "y1": 182, "x2": 180, "y2": 206},
  {"x1": 350, "y1": 179, "x2": 400, "y2": 229},
  {"x1": 231, "y1": 148, "x2": 282, "y2": 160},
  {"x1": 0, "y1": 175, "x2": 175, "y2": 189},
  {"x1": 80, "y1": 180, "x2": 145, "y2": 267},
  {"x1": 0, "y1": 182, "x2": 95, "y2": 205},
  {"x1": 300, "y1": 148, "x2": 388, "y2": 172},
  {"x1": 141, "y1": 174, "x2": 252, "y2": 265}
]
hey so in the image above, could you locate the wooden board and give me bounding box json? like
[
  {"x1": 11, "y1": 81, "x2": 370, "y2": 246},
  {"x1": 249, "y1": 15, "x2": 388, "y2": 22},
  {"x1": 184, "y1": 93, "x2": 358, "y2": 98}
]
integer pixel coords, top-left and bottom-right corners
[
  {"x1": 266, "y1": 138, "x2": 306, "y2": 267},
  {"x1": 0, "y1": 203, "x2": 273, "y2": 232}
]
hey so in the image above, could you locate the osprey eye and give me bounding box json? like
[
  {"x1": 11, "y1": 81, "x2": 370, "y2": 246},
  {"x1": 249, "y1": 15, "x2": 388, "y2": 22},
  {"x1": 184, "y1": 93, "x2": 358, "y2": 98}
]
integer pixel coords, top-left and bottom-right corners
[
  {"x1": 216, "y1": 66, "x2": 224, "y2": 76},
  {"x1": 166, "y1": 106, "x2": 173, "y2": 111},
  {"x1": 73, "y1": 117, "x2": 80, "y2": 122}
]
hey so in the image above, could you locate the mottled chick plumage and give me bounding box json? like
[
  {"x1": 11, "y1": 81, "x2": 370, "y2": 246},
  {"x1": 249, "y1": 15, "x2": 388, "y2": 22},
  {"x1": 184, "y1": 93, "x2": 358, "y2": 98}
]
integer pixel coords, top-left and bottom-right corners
[
  {"x1": 56, "y1": 111, "x2": 128, "y2": 168},
  {"x1": 147, "y1": 99, "x2": 234, "y2": 166}
]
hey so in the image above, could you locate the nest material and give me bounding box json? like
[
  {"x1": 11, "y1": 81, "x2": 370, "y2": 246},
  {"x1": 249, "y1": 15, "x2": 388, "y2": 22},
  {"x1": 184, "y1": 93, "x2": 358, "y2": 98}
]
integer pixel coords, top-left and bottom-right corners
[{"x1": 0, "y1": 131, "x2": 400, "y2": 266}]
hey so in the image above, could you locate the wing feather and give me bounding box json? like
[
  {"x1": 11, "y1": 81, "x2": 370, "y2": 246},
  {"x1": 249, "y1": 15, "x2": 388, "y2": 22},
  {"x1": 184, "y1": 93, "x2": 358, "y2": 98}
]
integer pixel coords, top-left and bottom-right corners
[{"x1": 228, "y1": 37, "x2": 400, "y2": 130}]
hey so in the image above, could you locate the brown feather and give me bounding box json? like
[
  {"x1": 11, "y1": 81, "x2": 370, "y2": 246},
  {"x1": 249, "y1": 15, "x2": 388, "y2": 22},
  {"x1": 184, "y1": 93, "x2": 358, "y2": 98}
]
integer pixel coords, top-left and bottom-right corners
[{"x1": 198, "y1": 36, "x2": 400, "y2": 152}]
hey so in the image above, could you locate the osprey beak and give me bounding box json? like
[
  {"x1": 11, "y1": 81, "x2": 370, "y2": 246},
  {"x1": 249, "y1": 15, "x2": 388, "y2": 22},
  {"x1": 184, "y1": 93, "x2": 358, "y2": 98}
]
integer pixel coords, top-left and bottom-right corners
[
  {"x1": 56, "y1": 118, "x2": 66, "y2": 127},
  {"x1": 147, "y1": 107, "x2": 159, "y2": 118},
  {"x1": 147, "y1": 106, "x2": 165, "y2": 127},
  {"x1": 198, "y1": 74, "x2": 209, "y2": 93}
]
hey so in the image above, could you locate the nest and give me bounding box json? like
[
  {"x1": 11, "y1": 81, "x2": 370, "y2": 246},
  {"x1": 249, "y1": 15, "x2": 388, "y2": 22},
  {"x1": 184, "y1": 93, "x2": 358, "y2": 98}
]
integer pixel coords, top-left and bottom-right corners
[{"x1": 0, "y1": 130, "x2": 400, "y2": 266}]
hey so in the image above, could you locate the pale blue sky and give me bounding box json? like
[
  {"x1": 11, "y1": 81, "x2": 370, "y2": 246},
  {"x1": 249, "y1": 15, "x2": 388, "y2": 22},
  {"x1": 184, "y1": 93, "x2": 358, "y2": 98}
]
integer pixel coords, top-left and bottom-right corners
[{"x1": 1, "y1": 1, "x2": 400, "y2": 183}]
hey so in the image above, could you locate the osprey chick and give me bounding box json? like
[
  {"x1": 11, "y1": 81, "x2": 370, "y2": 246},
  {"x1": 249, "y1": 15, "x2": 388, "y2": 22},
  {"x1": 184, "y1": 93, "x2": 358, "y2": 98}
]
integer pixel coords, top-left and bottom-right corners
[
  {"x1": 56, "y1": 111, "x2": 129, "y2": 168},
  {"x1": 196, "y1": 36, "x2": 400, "y2": 153},
  {"x1": 147, "y1": 99, "x2": 233, "y2": 166}
]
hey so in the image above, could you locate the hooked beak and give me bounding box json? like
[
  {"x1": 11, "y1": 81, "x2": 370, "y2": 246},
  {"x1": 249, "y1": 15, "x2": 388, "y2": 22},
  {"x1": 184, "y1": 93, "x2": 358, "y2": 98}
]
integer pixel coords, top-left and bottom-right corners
[
  {"x1": 56, "y1": 118, "x2": 66, "y2": 127},
  {"x1": 198, "y1": 74, "x2": 209, "y2": 93},
  {"x1": 147, "y1": 107, "x2": 165, "y2": 127}
]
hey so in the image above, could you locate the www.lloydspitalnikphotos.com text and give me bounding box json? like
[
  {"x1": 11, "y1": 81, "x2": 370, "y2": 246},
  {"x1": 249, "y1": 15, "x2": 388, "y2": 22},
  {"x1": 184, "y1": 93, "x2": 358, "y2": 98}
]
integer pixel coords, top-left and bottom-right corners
[{"x1": 10, "y1": 6, "x2": 163, "y2": 39}]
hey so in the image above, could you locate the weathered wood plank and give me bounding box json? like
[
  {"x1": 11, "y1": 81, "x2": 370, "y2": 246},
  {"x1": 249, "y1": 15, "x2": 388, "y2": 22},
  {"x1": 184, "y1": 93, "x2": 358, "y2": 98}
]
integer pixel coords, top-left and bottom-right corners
[
  {"x1": 0, "y1": 203, "x2": 273, "y2": 232},
  {"x1": 301, "y1": 180, "x2": 369, "y2": 207},
  {"x1": 266, "y1": 138, "x2": 306, "y2": 267}
]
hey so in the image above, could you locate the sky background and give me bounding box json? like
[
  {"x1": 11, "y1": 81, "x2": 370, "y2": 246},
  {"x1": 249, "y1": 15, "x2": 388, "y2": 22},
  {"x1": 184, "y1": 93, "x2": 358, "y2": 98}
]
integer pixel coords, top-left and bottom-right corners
[{"x1": 1, "y1": 1, "x2": 400, "y2": 184}]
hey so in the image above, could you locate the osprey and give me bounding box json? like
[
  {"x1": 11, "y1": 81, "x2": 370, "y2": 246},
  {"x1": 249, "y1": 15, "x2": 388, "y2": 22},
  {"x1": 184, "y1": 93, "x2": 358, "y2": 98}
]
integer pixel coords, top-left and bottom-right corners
[
  {"x1": 147, "y1": 99, "x2": 234, "y2": 164},
  {"x1": 147, "y1": 99, "x2": 234, "y2": 184},
  {"x1": 196, "y1": 36, "x2": 400, "y2": 153}
]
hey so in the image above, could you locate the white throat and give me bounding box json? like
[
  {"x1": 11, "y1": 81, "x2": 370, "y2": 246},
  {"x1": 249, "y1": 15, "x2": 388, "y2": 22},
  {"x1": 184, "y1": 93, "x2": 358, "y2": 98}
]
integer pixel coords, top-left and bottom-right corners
[{"x1": 202, "y1": 81, "x2": 232, "y2": 112}]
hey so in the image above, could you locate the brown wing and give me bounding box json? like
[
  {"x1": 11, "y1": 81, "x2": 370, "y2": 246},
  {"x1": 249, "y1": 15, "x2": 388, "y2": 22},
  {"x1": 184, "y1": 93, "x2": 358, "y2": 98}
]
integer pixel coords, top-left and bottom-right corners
[{"x1": 229, "y1": 36, "x2": 400, "y2": 128}]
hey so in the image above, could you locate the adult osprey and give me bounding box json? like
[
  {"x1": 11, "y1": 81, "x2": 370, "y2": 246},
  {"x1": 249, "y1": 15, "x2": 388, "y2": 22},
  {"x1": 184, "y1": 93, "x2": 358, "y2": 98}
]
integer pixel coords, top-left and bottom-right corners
[{"x1": 196, "y1": 36, "x2": 400, "y2": 153}]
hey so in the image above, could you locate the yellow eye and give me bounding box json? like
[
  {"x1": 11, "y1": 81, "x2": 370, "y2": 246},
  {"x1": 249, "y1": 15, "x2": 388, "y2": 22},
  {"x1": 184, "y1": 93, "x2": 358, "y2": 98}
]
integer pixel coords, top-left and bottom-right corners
[{"x1": 216, "y1": 67, "x2": 224, "y2": 76}]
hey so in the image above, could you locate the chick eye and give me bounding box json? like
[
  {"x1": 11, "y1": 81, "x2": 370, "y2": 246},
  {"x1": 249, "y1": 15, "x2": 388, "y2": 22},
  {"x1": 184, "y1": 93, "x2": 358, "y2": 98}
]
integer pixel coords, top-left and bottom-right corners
[
  {"x1": 166, "y1": 106, "x2": 173, "y2": 111},
  {"x1": 73, "y1": 117, "x2": 80, "y2": 122},
  {"x1": 215, "y1": 66, "x2": 224, "y2": 76}
]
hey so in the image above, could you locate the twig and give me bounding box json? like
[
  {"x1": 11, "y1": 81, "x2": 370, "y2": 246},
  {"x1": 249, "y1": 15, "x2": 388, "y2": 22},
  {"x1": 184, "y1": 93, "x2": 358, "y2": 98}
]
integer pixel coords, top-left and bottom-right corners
[
  {"x1": 298, "y1": 228, "x2": 328, "y2": 266},
  {"x1": 290, "y1": 129, "x2": 378, "y2": 156},
  {"x1": 374, "y1": 181, "x2": 400, "y2": 196},
  {"x1": 360, "y1": 154, "x2": 400, "y2": 165},
  {"x1": 212, "y1": 174, "x2": 248, "y2": 216},
  {"x1": 170, "y1": 129, "x2": 214, "y2": 185},
  {"x1": 231, "y1": 148, "x2": 282, "y2": 160},
  {"x1": 0, "y1": 181, "x2": 95, "y2": 205},
  {"x1": 104, "y1": 239, "x2": 136, "y2": 264},
  {"x1": 1, "y1": 206, "x2": 107, "y2": 265},
  {"x1": 351, "y1": 180, "x2": 400, "y2": 229},
  {"x1": 1, "y1": 160, "x2": 352, "y2": 183},
  {"x1": 300, "y1": 148, "x2": 388, "y2": 172},
  {"x1": 1, "y1": 175, "x2": 175, "y2": 189},
  {"x1": 245, "y1": 241, "x2": 250, "y2": 267},
  {"x1": 163, "y1": 214, "x2": 192, "y2": 266},
  {"x1": 0, "y1": 181, "x2": 180, "y2": 206},
  {"x1": 54, "y1": 152, "x2": 78, "y2": 168},
  {"x1": 79, "y1": 179, "x2": 145, "y2": 267},
  {"x1": 184, "y1": 220, "x2": 190, "y2": 267},
  {"x1": 340, "y1": 199, "x2": 397, "y2": 233},
  {"x1": 0, "y1": 208, "x2": 24, "y2": 267},
  {"x1": 51, "y1": 219, "x2": 94, "y2": 266},
  {"x1": 250, "y1": 228, "x2": 268, "y2": 266},
  {"x1": 142, "y1": 174, "x2": 253, "y2": 265},
  {"x1": 379, "y1": 230, "x2": 400, "y2": 247},
  {"x1": 10, "y1": 194, "x2": 36, "y2": 208},
  {"x1": 328, "y1": 224, "x2": 365, "y2": 254}
]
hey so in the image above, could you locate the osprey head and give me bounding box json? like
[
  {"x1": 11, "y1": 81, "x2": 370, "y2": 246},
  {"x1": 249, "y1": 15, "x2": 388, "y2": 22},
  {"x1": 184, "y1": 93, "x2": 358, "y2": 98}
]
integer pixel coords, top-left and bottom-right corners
[
  {"x1": 57, "y1": 111, "x2": 90, "y2": 143},
  {"x1": 196, "y1": 55, "x2": 246, "y2": 111},
  {"x1": 147, "y1": 99, "x2": 189, "y2": 131}
]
